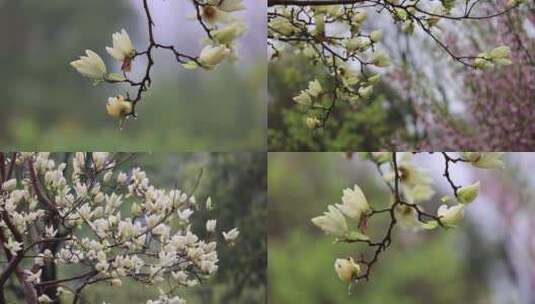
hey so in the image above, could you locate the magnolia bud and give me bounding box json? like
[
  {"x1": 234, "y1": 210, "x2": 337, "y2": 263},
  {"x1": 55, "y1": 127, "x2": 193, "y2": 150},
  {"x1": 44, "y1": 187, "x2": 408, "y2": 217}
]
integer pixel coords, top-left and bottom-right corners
[
  {"x1": 371, "y1": 51, "x2": 391, "y2": 67},
  {"x1": 103, "y1": 171, "x2": 113, "y2": 184},
  {"x1": 489, "y1": 46, "x2": 510, "y2": 60},
  {"x1": 457, "y1": 182, "x2": 480, "y2": 204},
  {"x1": 370, "y1": 30, "x2": 383, "y2": 42},
  {"x1": 334, "y1": 257, "x2": 360, "y2": 283},
  {"x1": 111, "y1": 278, "x2": 123, "y2": 287},
  {"x1": 345, "y1": 37, "x2": 370, "y2": 51},
  {"x1": 131, "y1": 203, "x2": 142, "y2": 216},
  {"x1": 305, "y1": 116, "x2": 320, "y2": 129},
  {"x1": 358, "y1": 85, "x2": 373, "y2": 99},
  {"x1": 437, "y1": 204, "x2": 465, "y2": 226}
]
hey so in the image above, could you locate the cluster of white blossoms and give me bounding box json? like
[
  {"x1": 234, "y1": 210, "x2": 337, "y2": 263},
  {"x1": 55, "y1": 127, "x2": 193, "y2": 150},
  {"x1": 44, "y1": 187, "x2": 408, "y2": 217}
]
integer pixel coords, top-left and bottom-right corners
[
  {"x1": 70, "y1": 29, "x2": 137, "y2": 120},
  {"x1": 269, "y1": 4, "x2": 389, "y2": 127},
  {"x1": 70, "y1": 0, "x2": 246, "y2": 123},
  {"x1": 0, "y1": 153, "x2": 239, "y2": 304},
  {"x1": 474, "y1": 46, "x2": 513, "y2": 70},
  {"x1": 185, "y1": 0, "x2": 247, "y2": 70},
  {"x1": 268, "y1": 0, "x2": 524, "y2": 128},
  {"x1": 310, "y1": 152, "x2": 505, "y2": 288}
]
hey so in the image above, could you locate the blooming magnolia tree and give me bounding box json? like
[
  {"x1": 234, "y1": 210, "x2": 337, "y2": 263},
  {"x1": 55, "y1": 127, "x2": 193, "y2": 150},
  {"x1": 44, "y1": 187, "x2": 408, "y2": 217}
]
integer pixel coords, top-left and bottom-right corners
[
  {"x1": 395, "y1": 5, "x2": 535, "y2": 150},
  {"x1": 70, "y1": 0, "x2": 247, "y2": 127},
  {"x1": 268, "y1": 0, "x2": 527, "y2": 129},
  {"x1": 311, "y1": 152, "x2": 504, "y2": 292},
  {"x1": 0, "y1": 152, "x2": 239, "y2": 304}
]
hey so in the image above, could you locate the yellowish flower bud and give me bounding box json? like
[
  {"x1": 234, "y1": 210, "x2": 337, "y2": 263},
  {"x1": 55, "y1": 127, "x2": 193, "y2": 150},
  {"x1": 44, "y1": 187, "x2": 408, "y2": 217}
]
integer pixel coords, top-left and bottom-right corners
[
  {"x1": 305, "y1": 116, "x2": 320, "y2": 129},
  {"x1": 334, "y1": 257, "x2": 360, "y2": 283},
  {"x1": 358, "y1": 85, "x2": 373, "y2": 99},
  {"x1": 371, "y1": 51, "x2": 391, "y2": 67},
  {"x1": 437, "y1": 204, "x2": 465, "y2": 227},
  {"x1": 457, "y1": 181, "x2": 480, "y2": 204},
  {"x1": 370, "y1": 30, "x2": 383, "y2": 43},
  {"x1": 111, "y1": 278, "x2": 122, "y2": 287},
  {"x1": 106, "y1": 95, "x2": 133, "y2": 118}
]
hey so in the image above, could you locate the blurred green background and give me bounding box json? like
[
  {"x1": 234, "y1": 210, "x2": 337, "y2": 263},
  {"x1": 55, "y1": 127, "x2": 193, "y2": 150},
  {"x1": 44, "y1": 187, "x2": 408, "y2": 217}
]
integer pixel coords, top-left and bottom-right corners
[
  {"x1": 4, "y1": 152, "x2": 266, "y2": 303},
  {"x1": 268, "y1": 153, "x2": 533, "y2": 304},
  {"x1": 0, "y1": 0, "x2": 266, "y2": 151}
]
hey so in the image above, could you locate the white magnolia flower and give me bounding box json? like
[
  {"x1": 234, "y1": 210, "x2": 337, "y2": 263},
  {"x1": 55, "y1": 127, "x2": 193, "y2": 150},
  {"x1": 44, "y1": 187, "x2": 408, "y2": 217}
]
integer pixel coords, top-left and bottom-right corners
[
  {"x1": 270, "y1": 17, "x2": 297, "y2": 36},
  {"x1": 103, "y1": 171, "x2": 113, "y2": 183},
  {"x1": 403, "y1": 183, "x2": 435, "y2": 202},
  {"x1": 335, "y1": 184, "x2": 370, "y2": 220},
  {"x1": 222, "y1": 228, "x2": 239, "y2": 241},
  {"x1": 307, "y1": 79, "x2": 322, "y2": 98},
  {"x1": 463, "y1": 152, "x2": 505, "y2": 169},
  {"x1": 293, "y1": 91, "x2": 312, "y2": 105},
  {"x1": 371, "y1": 50, "x2": 391, "y2": 67},
  {"x1": 2, "y1": 178, "x2": 17, "y2": 191},
  {"x1": 213, "y1": 22, "x2": 247, "y2": 44},
  {"x1": 56, "y1": 287, "x2": 70, "y2": 296},
  {"x1": 206, "y1": 219, "x2": 217, "y2": 232},
  {"x1": 311, "y1": 205, "x2": 348, "y2": 237},
  {"x1": 358, "y1": 85, "x2": 373, "y2": 99},
  {"x1": 345, "y1": 36, "x2": 371, "y2": 51},
  {"x1": 24, "y1": 269, "x2": 42, "y2": 284},
  {"x1": 95, "y1": 260, "x2": 109, "y2": 273},
  {"x1": 106, "y1": 95, "x2": 133, "y2": 118},
  {"x1": 370, "y1": 30, "x2": 383, "y2": 42},
  {"x1": 5, "y1": 238, "x2": 22, "y2": 256},
  {"x1": 334, "y1": 257, "x2": 360, "y2": 283},
  {"x1": 106, "y1": 29, "x2": 136, "y2": 62},
  {"x1": 199, "y1": 45, "x2": 231, "y2": 68},
  {"x1": 118, "y1": 220, "x2": 134, "y2": 239},
  {"x1": 394, "y1": 204, "x2": 421, "y2": 230},
  {"x1": 117, "y1": 172, "x2": 128, "y2": 184},
  {"x1": 38, "y1": 295, "x2": 54, "y2": 303},
  {"x1": 437, "y1": 204, "x2": 465, "y2": 226},
  {"x1": 206, "y1": 197, "x2": 214, "y2": 210},
  {"x1": 489, "y1": 46, "x2": 511, "y2": 60},
  {"x1": 305, "y1": 116, "x2": 320, "y2": 129},
  {"x1": 386, "y1": 154, "x2": 432, "y2": 189},
  {"x1": 201, "y1": 5, "x2": 231, "y2": 24},
  {"x1": 45, "y1": 225, "x2": 58, "y2": 238},
  {"x1": 70, "y1": 50, "x2": 107, "y2": 80}
]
